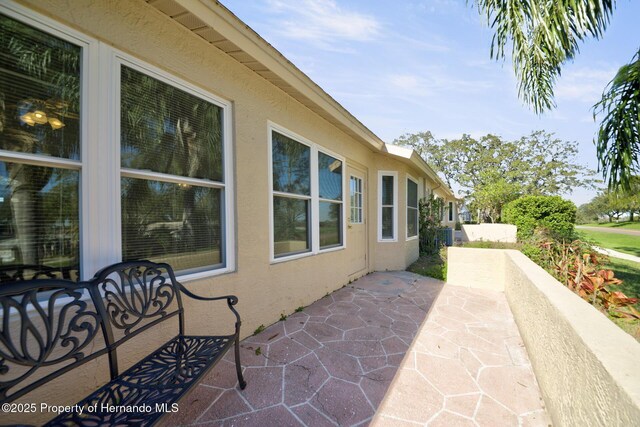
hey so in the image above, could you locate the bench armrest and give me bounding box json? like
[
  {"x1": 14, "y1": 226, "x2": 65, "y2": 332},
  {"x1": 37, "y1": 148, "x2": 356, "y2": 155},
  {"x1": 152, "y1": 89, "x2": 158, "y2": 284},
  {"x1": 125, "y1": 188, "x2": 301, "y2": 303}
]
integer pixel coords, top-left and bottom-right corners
[{"x1": 178, "y1": 285, "x2": 241, "y2": 325}]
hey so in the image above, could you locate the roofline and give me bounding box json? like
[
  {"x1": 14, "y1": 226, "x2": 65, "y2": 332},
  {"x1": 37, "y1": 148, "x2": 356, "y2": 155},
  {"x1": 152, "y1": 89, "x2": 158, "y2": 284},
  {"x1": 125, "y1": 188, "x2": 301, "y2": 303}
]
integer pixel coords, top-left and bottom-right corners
[
  {"x1": 176, "y1": 0, "x2": 384, "y2": 151},
  {"x1": 384, "y1": 144, "x2": 457, "y2": 199}
]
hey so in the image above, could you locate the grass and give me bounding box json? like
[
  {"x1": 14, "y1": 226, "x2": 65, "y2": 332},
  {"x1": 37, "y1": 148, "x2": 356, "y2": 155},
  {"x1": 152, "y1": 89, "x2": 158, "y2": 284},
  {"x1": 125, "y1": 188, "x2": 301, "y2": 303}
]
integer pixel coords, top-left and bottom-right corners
[
  {"x1": 576, "y1": 229, "x2": 640, "y2": 257},
  {"x1": 582, "y1": 221, "x2": 640, "y2": 230},
  {"x1": 459, "y1": 241, "x2": 522, "y2": 250},
  {"x1": 407, "y1": 249, "x2": 447, "y2": 280},
  {"x1": 606, "y1": 257, "x2": 640, "y2": 303},
  {"x1": 605, "y1": 257, "x2": 640, "y2": 340}
]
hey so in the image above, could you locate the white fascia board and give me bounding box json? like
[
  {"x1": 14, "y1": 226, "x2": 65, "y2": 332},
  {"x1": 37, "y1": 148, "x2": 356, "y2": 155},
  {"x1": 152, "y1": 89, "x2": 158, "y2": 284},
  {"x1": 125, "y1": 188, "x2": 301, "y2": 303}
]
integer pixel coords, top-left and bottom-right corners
[{"x1": 176, "y1": 0, "x2": 384, "y2": 151}]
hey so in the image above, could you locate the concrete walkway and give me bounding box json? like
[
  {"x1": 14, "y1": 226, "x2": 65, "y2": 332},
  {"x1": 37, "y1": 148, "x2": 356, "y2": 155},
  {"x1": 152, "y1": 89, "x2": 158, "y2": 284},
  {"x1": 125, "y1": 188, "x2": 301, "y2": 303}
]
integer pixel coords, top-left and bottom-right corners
[
  {"x1": 577, "y1": 225, "x2": 640, "y2": 236},
  {"x1": 160, "y1": 272, "x2": 549, "y2": 426},
  {"x1": 594, "y1": 246, "x2": 640, "y2": 263},
  {"x1": 372, "y1": 285, "x2": 549, "y2": 426}
]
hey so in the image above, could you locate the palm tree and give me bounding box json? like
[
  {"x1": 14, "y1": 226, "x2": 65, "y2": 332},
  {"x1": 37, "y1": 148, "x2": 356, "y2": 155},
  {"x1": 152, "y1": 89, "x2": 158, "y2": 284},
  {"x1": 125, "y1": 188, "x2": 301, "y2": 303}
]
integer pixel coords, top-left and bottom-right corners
[{"x1": 472, "y1": 0, "x2": 638, "y2": 191}]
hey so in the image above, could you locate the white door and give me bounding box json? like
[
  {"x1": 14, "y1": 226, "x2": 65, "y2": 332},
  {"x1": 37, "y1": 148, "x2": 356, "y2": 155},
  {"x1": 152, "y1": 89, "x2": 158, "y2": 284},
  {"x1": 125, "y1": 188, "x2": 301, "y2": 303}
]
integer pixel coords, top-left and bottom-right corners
[{"x1": 347, "y1": 166, "x2": 367, "y2": 275}]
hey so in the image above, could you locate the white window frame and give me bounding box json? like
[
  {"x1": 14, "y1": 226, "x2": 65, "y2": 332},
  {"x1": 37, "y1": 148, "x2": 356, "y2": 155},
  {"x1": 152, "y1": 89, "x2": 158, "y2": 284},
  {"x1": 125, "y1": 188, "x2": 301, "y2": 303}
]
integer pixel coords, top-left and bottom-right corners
[
  {"x1": 0, "y1": 1, "x2": 235, "y2": 282},
  {"x1": 378, "y1": 171, "x2": 398, "y2": 242},
  {"x1": 349, "y1": 174, "x2": 364, "y2": 224},
  {"x1": 406, "y1": 174, "x2": 419, "y2": 240},
  {"x1": 268, "y1": 122, "x2": 346, "y2": 263},
  {"x1": 1, "y1": 2, "x2": 96, "y2": 280}
]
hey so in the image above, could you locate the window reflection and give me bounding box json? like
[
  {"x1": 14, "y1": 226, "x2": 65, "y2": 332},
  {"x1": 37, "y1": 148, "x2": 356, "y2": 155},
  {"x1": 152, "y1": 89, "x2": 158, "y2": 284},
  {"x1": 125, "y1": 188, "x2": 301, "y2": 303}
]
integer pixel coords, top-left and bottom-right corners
[{"x1": 0, "y1": 162, "x2": 79, "y2": 282}]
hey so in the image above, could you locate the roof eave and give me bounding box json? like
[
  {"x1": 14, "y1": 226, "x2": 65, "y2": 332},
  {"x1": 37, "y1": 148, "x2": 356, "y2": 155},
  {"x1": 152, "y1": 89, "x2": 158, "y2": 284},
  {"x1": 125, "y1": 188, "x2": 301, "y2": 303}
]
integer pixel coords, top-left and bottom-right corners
[{"x1": 173, "y1": 0, "x2": 385, "y2": 151}]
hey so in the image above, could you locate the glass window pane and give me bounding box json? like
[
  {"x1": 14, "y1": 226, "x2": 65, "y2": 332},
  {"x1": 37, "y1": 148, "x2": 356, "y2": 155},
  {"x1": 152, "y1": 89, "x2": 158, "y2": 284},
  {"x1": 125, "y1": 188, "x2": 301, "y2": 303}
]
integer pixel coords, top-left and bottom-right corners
[
  {"x1": 407, "y1": 208, "x2": 418, "y2": 237},
  {"x1": 320, "y1": 201, "x2": 341, "y2": 248},
  {"x1": 382, "y1": 175, "x2": 394, "y2": 206},
  {"x1": 382, "y1": 206, "x2": 394, "y2": 239},
  {"x1": 272, "y1": 131, "x2": 310, "y2": 195},
  {"x1": 0, "y1": 14, "x2": 81, "y2": 160},
  {"x1": 120, "y1": 66, "x2": 224, "y2": 182},
  {"x1": 121, "y1": 177, "x2": 222, "y2": 274},
  {"x1": 408, "y1": 179, "x2": 418, "y2": 208},
  {"x1": 318, "y1": 152, "x2": 342, "y2": 200},
  {"x1": 0, "y1": 162, "x2": 79, "y2": 281},
  {"x1": 273, "y1": 196, "x2": 309, "y2": 256}
]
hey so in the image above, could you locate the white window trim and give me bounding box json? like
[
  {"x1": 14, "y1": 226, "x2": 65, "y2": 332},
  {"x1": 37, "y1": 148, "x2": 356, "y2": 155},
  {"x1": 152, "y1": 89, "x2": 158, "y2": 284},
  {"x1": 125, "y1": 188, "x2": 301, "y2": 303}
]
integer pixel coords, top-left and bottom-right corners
[
  {"x1": 0, "y1": 2, "x2": 236, "y2": 282},
  {"x1": 268, "y1": 122, "x2": 346, "y2": 263},
  {"x1": 406, "y1": 174, "x2": 419, "y2": 241},
  {"x1": 349, "y1": 174, "x2": 364, "y2": 224},
  {"x1": 378, "y1": 171, "x2": 398, "y2": 242}
]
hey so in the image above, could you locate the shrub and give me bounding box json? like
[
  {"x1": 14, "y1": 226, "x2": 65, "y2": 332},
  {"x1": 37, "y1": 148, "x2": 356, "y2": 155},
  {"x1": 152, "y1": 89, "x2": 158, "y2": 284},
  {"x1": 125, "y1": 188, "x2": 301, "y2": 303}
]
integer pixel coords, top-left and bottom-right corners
[
  {"x1": 503, "y1": 195, "x2": 576, "y2": 240},
  {"x1": 525, "y1": 234, "x2": 639, "y2": 320}
]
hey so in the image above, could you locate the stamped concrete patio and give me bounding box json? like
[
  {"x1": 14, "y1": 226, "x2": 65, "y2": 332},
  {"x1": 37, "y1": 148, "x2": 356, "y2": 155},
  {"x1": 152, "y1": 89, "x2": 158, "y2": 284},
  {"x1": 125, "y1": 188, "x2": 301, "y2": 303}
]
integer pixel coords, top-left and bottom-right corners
[{"x1": 160, "y1": 271, "x2": 549, "y2": 426}]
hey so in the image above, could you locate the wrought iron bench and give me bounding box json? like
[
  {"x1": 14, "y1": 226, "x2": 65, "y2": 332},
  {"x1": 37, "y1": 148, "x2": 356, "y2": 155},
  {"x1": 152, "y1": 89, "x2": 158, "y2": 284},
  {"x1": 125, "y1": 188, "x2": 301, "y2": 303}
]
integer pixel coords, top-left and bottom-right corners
[{"x1": 0, "y1": 260, "x2": 246, "y2": 426}]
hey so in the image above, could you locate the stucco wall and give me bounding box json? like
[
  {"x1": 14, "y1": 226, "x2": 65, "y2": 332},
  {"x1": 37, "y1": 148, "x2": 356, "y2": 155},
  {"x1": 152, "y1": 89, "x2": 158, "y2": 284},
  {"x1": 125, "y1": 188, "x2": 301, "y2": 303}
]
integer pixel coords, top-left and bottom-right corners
[
  {"x1": 370, "y1": 155, "x2": 423, "y2": 271},
  {"x1": 446, "y1": 247, "x2": 506, "y2": 291},
  {"x1": 447, "y1": 247, "x2": 640, "y2": 426},
  {"x1": 461, "y1": 224, "x2": 517, "y2": 243},
  {"x1": 5, "y1": 1, "x2": 424, "y2": 422}
]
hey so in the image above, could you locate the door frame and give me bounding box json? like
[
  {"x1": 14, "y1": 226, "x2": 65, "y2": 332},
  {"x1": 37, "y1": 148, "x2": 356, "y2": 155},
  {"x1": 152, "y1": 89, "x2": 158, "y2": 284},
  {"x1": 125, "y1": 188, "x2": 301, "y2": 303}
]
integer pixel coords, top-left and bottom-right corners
[{"x1": 347, "y1": 163, "x2": 368, "y2": 277}]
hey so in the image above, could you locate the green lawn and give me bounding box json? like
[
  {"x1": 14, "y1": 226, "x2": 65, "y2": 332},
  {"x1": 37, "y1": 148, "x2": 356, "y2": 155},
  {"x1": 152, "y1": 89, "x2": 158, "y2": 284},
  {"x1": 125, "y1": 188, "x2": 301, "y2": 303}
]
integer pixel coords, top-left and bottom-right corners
[
  {"x1": 583, "y1": 221, "x2": 640, "y2": 230},
  {"x1": 606, "y1": 258, "x2": 640, "y2": 301},
  {"x1": 577, "y1": 229, "x2": 640, "y2": 257},
  {"x1": 605, "y1": 257, "x2": 640, "y2": 339}
]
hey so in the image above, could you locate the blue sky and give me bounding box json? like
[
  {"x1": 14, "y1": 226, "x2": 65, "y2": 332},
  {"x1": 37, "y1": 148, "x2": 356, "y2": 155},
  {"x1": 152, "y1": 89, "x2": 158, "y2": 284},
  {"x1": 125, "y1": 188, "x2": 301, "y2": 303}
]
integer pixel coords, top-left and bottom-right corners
[{"x1": 222, "y1": 0, "x2": 640, "y2": 205}]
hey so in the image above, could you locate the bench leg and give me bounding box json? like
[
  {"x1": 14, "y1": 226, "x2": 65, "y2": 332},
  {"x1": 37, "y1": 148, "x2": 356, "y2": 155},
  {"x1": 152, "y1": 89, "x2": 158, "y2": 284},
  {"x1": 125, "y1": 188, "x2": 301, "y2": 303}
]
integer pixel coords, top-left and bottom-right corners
[{"x1": 235, "y1": 336, "x2": 247, "y2": 389}]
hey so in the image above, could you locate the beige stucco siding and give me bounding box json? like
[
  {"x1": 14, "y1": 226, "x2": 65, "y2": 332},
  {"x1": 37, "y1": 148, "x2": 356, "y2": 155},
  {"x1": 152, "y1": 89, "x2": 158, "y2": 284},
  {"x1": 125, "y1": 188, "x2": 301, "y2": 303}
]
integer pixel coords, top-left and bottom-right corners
[
  {"x1": 7, "y1": 0, "x2": 428, "y2": 403},
  {"x1": 0, "y1": 1, "x2": 452, "y2": 421}
]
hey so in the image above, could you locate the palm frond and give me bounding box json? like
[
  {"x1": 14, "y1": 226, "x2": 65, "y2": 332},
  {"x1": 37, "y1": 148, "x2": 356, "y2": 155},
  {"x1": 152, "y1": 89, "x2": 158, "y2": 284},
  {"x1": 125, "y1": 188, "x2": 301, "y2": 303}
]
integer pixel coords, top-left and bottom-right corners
[
  {"x1": 472, "y1": 0, "x2": 615, "y2": 113},
  {"x1": 593, "y1": 48, "x2": 640, "y2": 191}
]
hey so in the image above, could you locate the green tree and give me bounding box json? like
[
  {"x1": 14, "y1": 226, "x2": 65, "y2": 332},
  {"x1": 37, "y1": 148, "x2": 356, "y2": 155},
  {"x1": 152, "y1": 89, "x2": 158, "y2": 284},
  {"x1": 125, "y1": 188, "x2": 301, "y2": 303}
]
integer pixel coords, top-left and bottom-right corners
[
  {"x1": 622, "y1": 177, "x2": 640, "y2": 221},
  {"x1": 472, "y1": 1, "x2": 638, "y2": 191},
  {"x1": 472, "y1": 174, "x2": 521, "y2": 223},
  {"x1": 394, "y1": 130, "x2": 594, "y2": 222},
  {"x1": 587, "y1": 191, "x2": 626, "y2": 222}
]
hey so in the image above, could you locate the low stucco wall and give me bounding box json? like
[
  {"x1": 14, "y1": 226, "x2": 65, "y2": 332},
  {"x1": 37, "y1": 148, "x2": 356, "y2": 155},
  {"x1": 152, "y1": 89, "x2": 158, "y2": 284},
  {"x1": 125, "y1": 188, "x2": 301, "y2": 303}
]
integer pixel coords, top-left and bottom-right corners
[
  {"x1": 461, "y1": 224, "x2": 517, "y2": 243},
  {"x1": 446, "y1": 247, "x2": 640, "y2": 426},
  {"x1": 446, "y1": 247, "x2": 506, "y2": 291}
]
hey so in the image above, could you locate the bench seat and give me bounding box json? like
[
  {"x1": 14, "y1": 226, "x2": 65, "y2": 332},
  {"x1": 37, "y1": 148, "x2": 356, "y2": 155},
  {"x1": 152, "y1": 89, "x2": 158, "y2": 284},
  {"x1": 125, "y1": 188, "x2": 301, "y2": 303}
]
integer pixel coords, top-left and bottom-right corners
[
  {"x1": 46, "y1": 335, "x2": 234, "y2": 426},
  {"x1": 1, "y1": 261, "x2": 246, "y2": 426}
]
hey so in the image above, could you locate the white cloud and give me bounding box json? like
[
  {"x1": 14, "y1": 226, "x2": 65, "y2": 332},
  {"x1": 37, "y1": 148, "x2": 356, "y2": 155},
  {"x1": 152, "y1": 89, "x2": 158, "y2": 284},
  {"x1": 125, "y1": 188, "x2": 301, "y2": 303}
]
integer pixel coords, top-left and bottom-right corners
[
  {"x1": 265, "y1": 0, "x2": 380, "y2": 48},
  {"x1": 388, "y1": 70, "x2": 494, "y2": 97},
  {"x1": 555, "y1": 68, "x2": 616, "y2": 102}
]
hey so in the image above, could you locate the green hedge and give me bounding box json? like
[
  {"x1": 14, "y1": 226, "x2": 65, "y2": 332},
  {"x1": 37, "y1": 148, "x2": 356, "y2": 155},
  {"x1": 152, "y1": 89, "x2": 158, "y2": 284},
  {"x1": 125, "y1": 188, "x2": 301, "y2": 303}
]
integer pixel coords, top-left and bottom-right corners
[{"x1": 502, "y1": 195, "x2": 576, "y2": 240}]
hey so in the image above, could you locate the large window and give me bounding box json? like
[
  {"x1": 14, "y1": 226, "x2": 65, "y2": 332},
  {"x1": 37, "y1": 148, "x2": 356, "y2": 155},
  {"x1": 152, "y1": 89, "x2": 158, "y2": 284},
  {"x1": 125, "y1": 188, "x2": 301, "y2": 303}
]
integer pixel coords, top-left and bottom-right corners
[
  {"x1": 378, "y1": 171, "x2": 397, "y2": 241},
  {"x1": 270, "y1": 125, "x2": 344, "y2": 260},
  {"x1": 407, "y1": 177, "x2": 418, "y2": 239},
  {"x1": 0, "y1": 5, "x2": 234, "y2": 281},
  {"x1": 120, "y1": 66, "x2": 227, "y2": 275},
  {"x1": 318, "y1": 152, "x2": 342, "y2": 249},
  {"x1": 271, "y1": 131, "x2": 311, "y2": 257},
  {"x1": 0, "y1": 12, "x2": 82, "y2": 281}
]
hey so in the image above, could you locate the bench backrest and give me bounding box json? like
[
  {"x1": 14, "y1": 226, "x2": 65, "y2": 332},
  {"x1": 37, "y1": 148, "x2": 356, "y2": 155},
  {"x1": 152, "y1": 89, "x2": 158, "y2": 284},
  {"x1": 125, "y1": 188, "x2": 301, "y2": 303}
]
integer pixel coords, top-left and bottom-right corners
[{"x1": 0, "y1": 261, "x2": 185, "y2": 403}]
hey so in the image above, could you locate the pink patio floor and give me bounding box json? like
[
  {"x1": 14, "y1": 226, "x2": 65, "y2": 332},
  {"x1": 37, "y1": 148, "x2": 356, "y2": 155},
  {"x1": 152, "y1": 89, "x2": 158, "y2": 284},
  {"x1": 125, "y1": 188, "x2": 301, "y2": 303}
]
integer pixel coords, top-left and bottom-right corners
[{"x1": 160, "y1": 271, "x2": 549, "y2": 426}]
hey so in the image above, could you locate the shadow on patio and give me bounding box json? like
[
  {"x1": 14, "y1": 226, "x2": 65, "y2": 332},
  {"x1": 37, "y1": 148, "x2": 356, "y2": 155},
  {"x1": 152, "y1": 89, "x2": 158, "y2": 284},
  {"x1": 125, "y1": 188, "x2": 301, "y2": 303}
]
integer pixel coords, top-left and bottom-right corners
[{"x1": 160, "y1": 271, "x2": 549, "y2": 426}]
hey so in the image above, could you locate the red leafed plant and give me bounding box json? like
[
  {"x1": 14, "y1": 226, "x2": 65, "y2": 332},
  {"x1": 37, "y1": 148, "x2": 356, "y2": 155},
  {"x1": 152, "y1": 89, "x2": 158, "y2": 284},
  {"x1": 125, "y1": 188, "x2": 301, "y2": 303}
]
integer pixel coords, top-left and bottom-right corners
[{"x1": 540, "y1": 239, "x2": 640, "y2": 319}]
